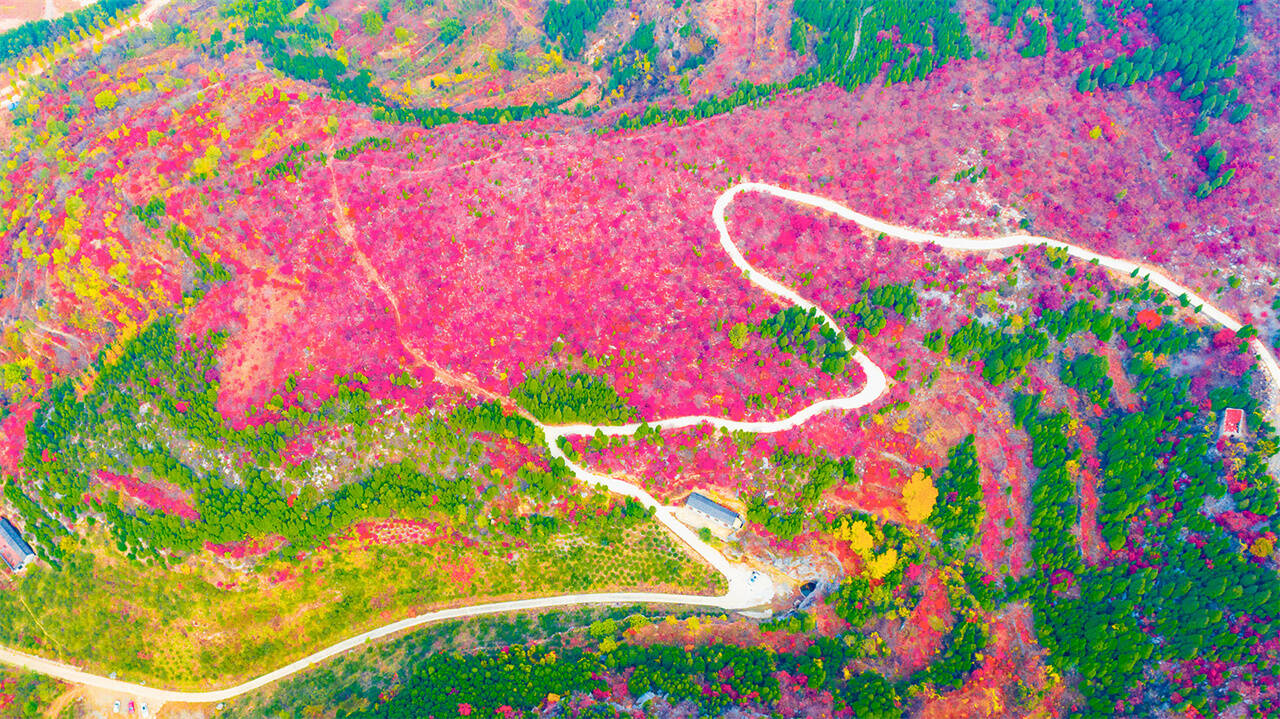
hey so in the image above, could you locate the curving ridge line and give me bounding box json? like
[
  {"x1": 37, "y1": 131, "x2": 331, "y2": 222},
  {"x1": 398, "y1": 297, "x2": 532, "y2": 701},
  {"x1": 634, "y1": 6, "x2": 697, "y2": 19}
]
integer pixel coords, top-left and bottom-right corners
[{"x1": 0, "y1": 181, "x2": 1275, "y2": 705}]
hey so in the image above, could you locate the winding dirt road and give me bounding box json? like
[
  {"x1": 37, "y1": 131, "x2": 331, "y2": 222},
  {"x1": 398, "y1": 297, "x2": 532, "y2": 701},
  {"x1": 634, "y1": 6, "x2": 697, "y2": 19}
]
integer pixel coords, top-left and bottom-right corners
[{"x1": 0, "y1": 181, "x2": 1274, "y2": 709}]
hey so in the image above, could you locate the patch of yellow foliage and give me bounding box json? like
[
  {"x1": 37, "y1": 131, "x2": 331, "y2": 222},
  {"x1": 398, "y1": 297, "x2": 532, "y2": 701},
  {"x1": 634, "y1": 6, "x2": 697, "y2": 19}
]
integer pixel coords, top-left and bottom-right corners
[
  {"x1": 1251, "y1": 536, "x2": 1275, "y2": 558},
  {"x1": 867, "y1": 548, "x2": 898, "y2": 579},
  {"x1": 251, "y1": 128, "x2": 284, "y2": 161},
  {"x1": 832, "y1": 517, "x2": 874, "y2": 557},
  {"x1": 190, "y1": 144, "x2": 223, "y2": 177},
  {"x1": 988, "y1": 687, "x2": 1003, "y2": 714},
  {"x1": 901, "y1": 471, "x2": 937, "y2": 523},
  {"x1": 431, "y1": 70, "x2": 485, "y2": 87}
]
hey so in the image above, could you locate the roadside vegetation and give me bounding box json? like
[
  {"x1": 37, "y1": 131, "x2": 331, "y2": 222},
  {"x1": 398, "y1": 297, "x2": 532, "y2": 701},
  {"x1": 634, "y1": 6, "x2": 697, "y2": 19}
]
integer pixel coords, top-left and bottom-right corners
[
  {"x1": 0, "y1": 667, "x2": 64, "y2": 718},
  {"x1": 0, "y1": 510, "x2": 719, "y2": 687}
]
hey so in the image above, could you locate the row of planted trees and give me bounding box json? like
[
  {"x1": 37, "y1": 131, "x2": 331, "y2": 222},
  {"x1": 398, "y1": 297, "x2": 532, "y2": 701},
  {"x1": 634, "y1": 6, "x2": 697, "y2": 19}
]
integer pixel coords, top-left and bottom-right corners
[
  {"x1": 0, "y1": 0, "x2": 139, "y2": 63},
  {"x1": 1016, "y1": 354, "x2": 1280, "y2": 716}
]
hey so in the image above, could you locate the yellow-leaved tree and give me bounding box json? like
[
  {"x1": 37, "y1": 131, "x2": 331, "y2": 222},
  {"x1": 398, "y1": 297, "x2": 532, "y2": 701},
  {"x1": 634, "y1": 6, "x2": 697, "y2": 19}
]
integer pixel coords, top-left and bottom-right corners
[
  {"x1": 832, "y1": 516, "x2": 876, "y2": 556},
  {"x1": 901, "y1": 471, "x2": 937, "y2": 523},
  {"x1": 867, "y1": 548, "x2": 898, "y2": 579}
]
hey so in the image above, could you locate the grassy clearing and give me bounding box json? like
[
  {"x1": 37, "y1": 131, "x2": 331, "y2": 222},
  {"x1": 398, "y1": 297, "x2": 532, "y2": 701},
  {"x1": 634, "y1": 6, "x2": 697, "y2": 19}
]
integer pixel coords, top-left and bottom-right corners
[{"x1": 0, "y1": 518, "x2": 722, "y2": 689}]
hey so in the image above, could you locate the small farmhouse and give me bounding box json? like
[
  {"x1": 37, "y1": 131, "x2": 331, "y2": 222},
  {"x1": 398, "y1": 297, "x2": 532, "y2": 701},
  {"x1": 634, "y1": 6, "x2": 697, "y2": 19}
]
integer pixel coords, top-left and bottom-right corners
[
  {"x1": 685, "y1": 492, "x2": 743, "y2": 530},
  {"x1": 0, "y1": 517, "x2": 35, "y2": 573},
  {"x1": 1222, "y1": 407, "x2": 1246, "y2": 439}
]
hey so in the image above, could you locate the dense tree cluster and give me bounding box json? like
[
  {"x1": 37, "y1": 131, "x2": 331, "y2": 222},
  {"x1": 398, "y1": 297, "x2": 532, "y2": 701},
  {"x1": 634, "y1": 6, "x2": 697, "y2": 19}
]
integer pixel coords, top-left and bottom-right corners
[
  {"x1": 749, "y1": 305, "x2": 849, "y2": 375},
  {"x1": 865, "y1": 282, "x2": 919, "y2": 321},
  {"x1": 257, "y1": 142, "x2": 322, "y2": 183},
  {"x1": 925, "y1": 434, "x2": 982, "y2": 556},
  {"x1": 542, "y1": 0, "x2": 613, "y2": 58},
  {"x1": 826, "y1": 281, "x2": 919, "y2": 347},
  {"x1": 279, "y1": 624, "x2": 858, "y2": 719},
  {"x1": 794, "y1": 0, "x2": 972, "y2": 90},
  {"x1": 604, "y1": 21, "x2": 658, "y2": 93},
  {"x1": 834, "y1": 298, "x2": 885, "y2": 341},
  {"x1": 842, "y1": 672, "x2": 902, "y2": 718},
  {"x1": 1075, "y1": 0, "x2": 1252, "y2": 196},
  {"x1": 0, "y1": 0, "x2": 139, "y2": 63},
  {"x1": 1018, "y1": 16, "x2": 1050, "y2": 57},
  {"x1": 437, "y1": 17, "x2": 465, "y2": 45},
  {"x1": 1059, "y1": 351, "x2": 1112, "y2": 405},
  {"x1": 451, "y1": 400, "x2": 540, "y2": 444},
  {"x1": 10, "y1": 312, "x2": 569, "y2": 564},
  {"x1": 1195, "y1": 140, "x2": 1236, "y2": 198},
  {"x1": 617, "y1": 0, "x2": 973, "y2": 131},
  {"x1": 989, "y1": 0, "x2": 1088, "y2": 55},
  {"x1": 1095, "y1": 373, "x2": 1194, "y2": 549},
  {"x1": 231, "y1": 0, "x2": 568, "y2": 134},
  {"x1": 511, "y1": 368, "x2": 638, "y2": 424},
  {"x1": 333, "y1": 136, "x2": 395, "y2": 161},
  {"x1": 1019, "y1": 352, "x2": 1280, "y2": 717},
  {"x1": 130, "y1": 196, "x2": 166, "y2": 229},
  {"x1": 1077, "y1": 0, "x2": 1250, "y2": 109},
  {"x1": 744, "y1": 496, "x2": 804, "y2": 540},
  {"x1": 769, "y1": 446, "x2": 859, "y2": 504},
  {"x1": 935, "y1": 295, "x2": 1128, "y2": 386},
  {"x1": 613, "y1": 642, "x2": 782, "y2": 713},
  {"x1": 789, "y1": 18, "x2": 808, "y2": 55},
  {"x1": 905, "y1": 614, "x2": 988, "y2": 690},
  {"x1": 1037, "y1": 298, "x2": 1117, "y2": 342},
  {"x1": 786, "y1": 635, "x2": 842, "y2": 690},
  {"x1": 326, "y1": 633, "x2": 799, "y2": 718},
  {"x1": 1120, "y1": 314, "x2": 1204, "y2": 374},
  {"x1": 351, "y1": 645, "x2": 605, "y2": 718},
  {"x1": 959, "y1": 561, "x2": 1001, "y2": 611},
  {"x1": 517, "y1": 461, "x2": 573, "y2": 501},
  {"x1": 946, "y1": 319, "x2": 1049, "y2": 386},
  {"x1": 615, "y1": 81, "x2": 783, "y2": 130},
  {"x1": 105, "y1": 458, "x2": 469, "y2": 558},
  {"x1": 1011, "y1": 395, "x2": 1083, "y2": 580}
]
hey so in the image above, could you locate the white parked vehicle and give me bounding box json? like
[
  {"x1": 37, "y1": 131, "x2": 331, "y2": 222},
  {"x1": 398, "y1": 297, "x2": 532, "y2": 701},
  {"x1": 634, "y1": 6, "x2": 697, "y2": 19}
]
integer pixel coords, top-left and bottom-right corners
[{"x1": 113, "y1": 700, "x2": 121, "y2": 714}]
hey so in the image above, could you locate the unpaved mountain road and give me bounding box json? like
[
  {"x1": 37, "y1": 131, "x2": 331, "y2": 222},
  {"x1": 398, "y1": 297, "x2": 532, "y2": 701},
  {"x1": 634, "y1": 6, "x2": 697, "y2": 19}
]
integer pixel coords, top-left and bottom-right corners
[{"x1": 0, "y1": 181, "x2": 1273, "y2": 712}]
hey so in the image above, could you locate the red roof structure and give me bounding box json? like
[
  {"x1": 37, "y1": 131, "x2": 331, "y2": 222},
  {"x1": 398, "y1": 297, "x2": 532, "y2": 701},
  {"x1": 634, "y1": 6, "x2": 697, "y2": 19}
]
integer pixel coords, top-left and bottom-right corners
[{"x1": 1222, "y1": 408, "x2": 1246, "y2": 437}]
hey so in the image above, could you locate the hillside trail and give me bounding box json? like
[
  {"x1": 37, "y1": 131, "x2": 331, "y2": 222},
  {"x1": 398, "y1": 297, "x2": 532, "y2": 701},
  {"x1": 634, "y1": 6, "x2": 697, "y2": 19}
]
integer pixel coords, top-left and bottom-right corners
[
  {"x1": 325, "y1": 165, "x2": 512, "y2": 406},
  {"x1": 321, "y1": 166, "x2": 772, "y2": 602},
  {"x1": 0, "y1": 181, "x2": 1276, "y2": 709},
  {"x1": 718, "y1": 182, "x2": 1280, "y2": 422}
]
